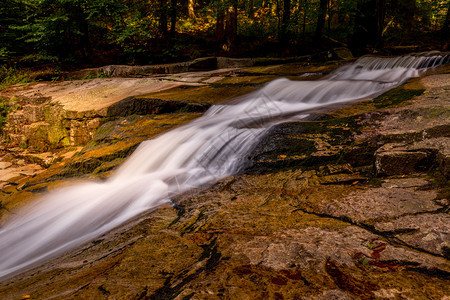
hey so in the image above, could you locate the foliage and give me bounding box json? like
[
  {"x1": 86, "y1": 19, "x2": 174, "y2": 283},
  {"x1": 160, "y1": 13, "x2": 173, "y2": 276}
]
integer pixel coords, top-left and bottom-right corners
[
  {"x1": 0, "y1": 0, "x2": 447, "y2": 69},
  {"x1": 82, "y1": 72, "x2": 108, "y2": 80},
  {"x1": 0, "y1": 97, "x2": 13, "y2": 132},
  {"x1": 0, "y1": 66, "x2": 32, "y2": 90}
]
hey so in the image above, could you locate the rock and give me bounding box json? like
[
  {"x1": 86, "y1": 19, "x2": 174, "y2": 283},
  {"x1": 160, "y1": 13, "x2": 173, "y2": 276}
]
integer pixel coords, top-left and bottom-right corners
[
  {"x1": 316, "y1": 183, "x2": 442, "y2": 224},
  {"x1": 216, "y1": 57, "x2": 255, "y2": 69},
  {"x1": 57, "y1": 113, "x2": 202, "y2": 177},
  {"x1": 0, "y1": 162, "x2": 12, "y2": 169},
  {"x1": 18, "y1": 152, "x2": 58, "y2": 168},
  {"x1": 375, "y1": 213, "x2": 450, "y2": 257},
  {"x1": 375, "y1": 144, "x2": 429, "y2": 176},
  {"x1": 22, "y1": 105, "x2": 45, "y2": 123},
  {"x1": 380, "y1": 177, "x2": 430, "y2": 188},
  {"x1": 333, "y1": 47, "x2": 354, "y2": 60},
  {"x1": 1, "y1": 62, "x2": 450, "y2": 300},
  {"x1": 375, "y1": 138, "x2": 450, "y2": 177},
  {"x1": 410, "y1": 137, "x2": 450, "y2": 178},
  {"x1": 188, "y1": 57, "x2": 218, "y2": 71},
  {"x1": 0, "y1": 164, "x2": 43, "y2": 181},
  {"x1": 1, "y1": 78, "x2": 212, "y2": 150},
  {"x1": 67, "y1": 55, "x2": 349, "y2": 80},
  {"x1": 106, "y1": 97, "x2": 210, "y2": 118},
  {"x1": 1, "y1": 171, "x2": 449, "y2": 300}
]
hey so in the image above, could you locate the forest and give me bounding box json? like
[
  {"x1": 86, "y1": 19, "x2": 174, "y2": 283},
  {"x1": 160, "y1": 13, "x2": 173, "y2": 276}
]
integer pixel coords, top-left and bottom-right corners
[{"x1": 0, "y1": 0, "x2": 449, "y2": 69}]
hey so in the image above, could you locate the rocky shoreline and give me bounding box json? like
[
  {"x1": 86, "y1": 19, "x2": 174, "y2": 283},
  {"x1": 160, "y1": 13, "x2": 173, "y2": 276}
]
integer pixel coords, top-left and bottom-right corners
[{"x1": 0, "y1": 60, "x2": 448, "y2": 299}]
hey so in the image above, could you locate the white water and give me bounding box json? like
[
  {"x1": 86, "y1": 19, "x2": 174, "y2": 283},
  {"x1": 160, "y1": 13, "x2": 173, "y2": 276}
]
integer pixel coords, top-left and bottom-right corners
[{"x1": 0, "y1": 54, "x2": 447, "y2": 280}]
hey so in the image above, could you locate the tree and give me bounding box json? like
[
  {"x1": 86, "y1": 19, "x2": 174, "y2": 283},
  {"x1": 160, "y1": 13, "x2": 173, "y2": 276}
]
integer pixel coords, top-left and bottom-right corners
[
  {"x1": 315, "y1": 0, "x2": 329, "y2": 43},
  {"x1": 350, "y1": 0, "x2": 385, "y2": 52},
  {"x1": 215, "y1": 0, "x2": 237, "y2": 52},
  {"x1": 280, "y1": 0, "x2": 291, "y2": 49},
  {"x1": 158, "y1": 0, "x2": 169, "y2": 40},
  {"x1": 170, "y1": 0, "x2": 177, "y2": 37},
  {"x1": 442, "y1": 1, "x2": 450, "y2": 49},
  {"x1": 188, "y1": 0, "x2": 196, "y2": 19},
  {"x1": 0, "y1": 0, "x2": 26, "y2": 63}
]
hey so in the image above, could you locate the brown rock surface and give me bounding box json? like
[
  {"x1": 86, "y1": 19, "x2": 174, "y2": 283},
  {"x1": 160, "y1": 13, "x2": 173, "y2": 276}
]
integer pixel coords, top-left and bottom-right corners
[{"x1": 0, "y1": 63, "x2": 449, "y2": 299}]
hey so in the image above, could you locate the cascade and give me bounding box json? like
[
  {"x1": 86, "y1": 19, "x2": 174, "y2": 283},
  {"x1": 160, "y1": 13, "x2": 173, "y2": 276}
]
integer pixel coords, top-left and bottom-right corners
[{"x1": 0, "y1": 53, "x2": 447, "y2": 280}]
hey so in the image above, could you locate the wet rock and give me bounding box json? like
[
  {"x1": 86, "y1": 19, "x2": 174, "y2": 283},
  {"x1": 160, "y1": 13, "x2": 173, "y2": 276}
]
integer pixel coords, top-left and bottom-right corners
[
  {"x1": 1, "y1": 171, "x2": 449, "y2": 300},
  {"x1": 1, "y1": 63, "x2": 450, "y2": 300},
  {"x1": 59, "y1": 113, "x2": 201, "y2": 177},
  {"x1": 375, "y1": 138, "x2": 450, "y2": 177},
  {"x1": 106, "y1": 97, "x2": 210, "y2": 118},
  {"x1": 411, "y1": 137, "x2": 450, "y2": 178},
  {"x1": 375, "y1": 144, "x2": 429, "y2": 176}
]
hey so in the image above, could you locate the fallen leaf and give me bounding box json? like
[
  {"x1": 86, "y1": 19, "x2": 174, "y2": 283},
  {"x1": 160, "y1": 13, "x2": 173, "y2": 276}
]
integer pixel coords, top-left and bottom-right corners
[
  {"x1": 370, "y1": 261, "x2": 400, "y2": 271},
  {"x1": 371, "y1": 251, "x2": 381, "y2": 259}
]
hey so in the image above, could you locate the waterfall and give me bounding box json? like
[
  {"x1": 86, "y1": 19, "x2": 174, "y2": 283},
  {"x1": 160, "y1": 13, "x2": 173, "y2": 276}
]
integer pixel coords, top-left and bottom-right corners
[{"x1": 0, "y1": 53, "x2": 447, "y2": 280}]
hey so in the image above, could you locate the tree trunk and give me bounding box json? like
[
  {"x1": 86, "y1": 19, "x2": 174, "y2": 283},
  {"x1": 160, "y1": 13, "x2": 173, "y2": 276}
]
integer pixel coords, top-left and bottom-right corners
[
  {"x1": 170, "y1": 0, "x2": 177, "y2": 37},
  {"x1": 442, "y1": 1, "x2": 450, "y2": 49},
  {"x1": 224, "y1": 2, "x2": 237, "y2": 52},
  {"x1": 216, "y1": 9, "x2": 225, "y2": 42},
  {"x1": 280, "y1": 0, "x2": 291, "y2": 48},
  {"x1": 350, "y1": 0, "x2": 385, "y2": 53},
  {"x1": 73, "y1": 4, "x2": 91, "y2": 62},
  {"x1": 315, "y1": 0, "x2": 328, "y2": 43},
  {"x1": 302, "y1": 2, "x2": 306, "y2": 38},
  {"x1": 158, "y1": 0, "x2": 168, "y2": 39},
  {"x1": 402, "y1": 0, "x2": 415, "y2": 37},
  {"x1": 79, "y1": 17, "x2": 92, "y2": 60},
  {"x1": 375, "y1": 0, "x2": 385, "y2": 45},
  {"x1": 188, "y1": 0, "x2": 196, "y2": 19}
]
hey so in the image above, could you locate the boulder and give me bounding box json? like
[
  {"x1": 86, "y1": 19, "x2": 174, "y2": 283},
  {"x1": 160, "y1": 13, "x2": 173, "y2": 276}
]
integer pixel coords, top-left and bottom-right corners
[
  {"x1": 374, "y1": 144, "x2": 429, "y2": 176},
  {"x1": 333, "y1": 47, "x2": 354, "y2": 60}
]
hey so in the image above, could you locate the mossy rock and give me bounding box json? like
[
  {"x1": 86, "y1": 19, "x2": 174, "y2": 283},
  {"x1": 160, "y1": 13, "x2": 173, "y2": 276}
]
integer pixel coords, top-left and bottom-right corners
[
  {"x1": 106, "y1": 97, "x2": 210, "y2": 119},
  {"x1": 58, "y1": 113, "x2": 202, "y2": 177},
  {"x1": 141, "y1": 85, "x2": 259, "y2": 104},
  {"x1": 372, "y1": 87, "x2": 425, "y2": 109},
  {"x1": 247, "y1": 115, "x2": 371, "y2": 173}
]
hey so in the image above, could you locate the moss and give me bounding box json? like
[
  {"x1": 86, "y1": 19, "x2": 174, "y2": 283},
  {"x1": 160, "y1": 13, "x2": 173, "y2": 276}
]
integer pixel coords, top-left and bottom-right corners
[
  {"x1": 214, "y1": 75, "x2": 278, "y2": 85},
  {"x1": 0, "y1": 96, "x2": 12, "y2": 133},
  {"x1": 372, "y1": 88, "x2": 425, "y2": 109},
  {"x1": 241, "y1": 61, "x2": 340, "y2": 75},
  {"x1": 43, "y1": 104, "x2": 70, "y2": 147},
  {"x1": 141, "y1": 85, "x2": 259, "y2": 104},
  {"x1": 426, "y1": 170, "x2": 450, "y2": 201},
  {"x1": 82, "y1": 72, "x2": 108, "y2": 80},
  {"x1": 56, "y1": 113, "x2": 202, "y2": 177},
  {"x1": 92, "y1": 158, "x2": 126, "y2": 175}
]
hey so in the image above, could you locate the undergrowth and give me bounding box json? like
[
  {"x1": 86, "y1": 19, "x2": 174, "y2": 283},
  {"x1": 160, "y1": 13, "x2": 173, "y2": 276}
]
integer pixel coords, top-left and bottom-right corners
[
  {"x1": 0, "y1": 66, "x2": 33, "y2": 90},
  {"x1": 0, "y1": 97, "x2": 12, "y2": 132}
]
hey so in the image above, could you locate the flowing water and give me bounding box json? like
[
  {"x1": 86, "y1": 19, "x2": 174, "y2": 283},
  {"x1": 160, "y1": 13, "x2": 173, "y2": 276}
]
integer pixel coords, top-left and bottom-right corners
[{"x1": 0, "y1": 53, "x2": 448, "y2": 280}]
